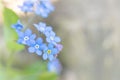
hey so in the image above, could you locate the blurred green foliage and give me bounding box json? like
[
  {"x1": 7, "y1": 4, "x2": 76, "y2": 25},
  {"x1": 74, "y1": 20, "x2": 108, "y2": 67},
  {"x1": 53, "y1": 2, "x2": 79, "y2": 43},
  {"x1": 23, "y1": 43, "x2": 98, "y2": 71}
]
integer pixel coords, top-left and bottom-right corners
[
  {"x1": 2, "y1": 7, "x2": 24, "y2": 53},
  {"x1": 0, "y1": 62, "x2": 58, "y2": 80}
]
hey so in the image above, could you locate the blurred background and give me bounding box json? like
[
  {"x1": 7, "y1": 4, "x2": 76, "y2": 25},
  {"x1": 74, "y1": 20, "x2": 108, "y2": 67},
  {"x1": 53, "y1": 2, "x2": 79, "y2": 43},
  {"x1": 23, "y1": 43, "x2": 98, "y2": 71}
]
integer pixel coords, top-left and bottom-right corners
[{"x1": 1, "y1": 0, "x2": 120, "y2": 80}]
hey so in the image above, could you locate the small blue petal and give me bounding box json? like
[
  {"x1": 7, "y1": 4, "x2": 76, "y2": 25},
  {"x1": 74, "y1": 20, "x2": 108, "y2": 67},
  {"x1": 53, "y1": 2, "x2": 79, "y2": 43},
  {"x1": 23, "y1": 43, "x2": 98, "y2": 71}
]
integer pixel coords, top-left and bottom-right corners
[
  {"x1": 46, "y1": 26, "x2": 52, "y2": 31},
  {"x1": 45, "y1": 31, "x2": 50, "y2": 37},
  {"x1": 46, "y1": 38, "x2": 51, "y2": 43},
  {"x1": 25, "y1": 29, "x2": 32, "y2": 36},
  {"x1": 48, "y1": 43, "x2": 54, "y2": 48},
  {"x1": 12, "y1": 20, "x2": 23, "y2": 31},
  {"x1": 44, "y1": 48, "x2": 48, "y2": 53},
  {"x1": 49, "y1": 55, "x2": 54, "y2": 61},
  {"x1": 53, "y1": 48, "x2": 58, "y2": 54},
  {"x1": 43, "y1": 53, "x2": 48, "y2": 60},
  {"x1": 17, "y1": 31, "x2": 24, "y2": 38},
  {"x1": 34, "y1": 22, "x2": 46, "y2": 32},
  {"x1": 56, "y1": 44, "x2": 63, "y2": 51},
  {"x1": 50, "y1": 31, "x2": 56, "y2": 37},
  {"x1": 17, "y1": 39, "x2": 23, "y2": 44},
  {"x1": 29, "y1": 40, "x2": 36, "y2": 46},
  {"x1": 28, "y1": 47, "x2": 35, "y2": 53},
  {"x1": 19, "y1": 0, "x2": 33, "y2": 12},
  {"x1": 36, "y1": 50, "x2": 42, "y2": 56},
  {"x1": 30, "y1": 34, "x2": 36, "y2": 39},
  {"x1": 40, "y1": 44, "x2": 47, "y2": 50},
  {"x1": 35, "y1": 6, "x2": 47, "y2": 17},
  {"x1": 36, "y1": 37, "x2": 43, "y2": 44},
  {"x1": 26, "y1": 40, "x2": 32, "y2": 46},
  {"x1": 55, "y1": 37, "x2": 61, "y2": 43}
]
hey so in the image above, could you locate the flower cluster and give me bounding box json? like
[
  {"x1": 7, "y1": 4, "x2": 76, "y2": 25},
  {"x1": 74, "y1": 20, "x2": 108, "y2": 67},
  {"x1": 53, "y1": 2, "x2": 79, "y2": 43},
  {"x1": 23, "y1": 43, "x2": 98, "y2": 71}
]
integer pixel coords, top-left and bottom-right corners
[
  {"x1": 12, "y1": 21, "x2": 63, "y2": 61},
  {"x1": 19, "y1": 0, "x2": 54, "y2": 18},
  {"x1": 12, "y1": 0, "x2": 62, "y2": 74}
]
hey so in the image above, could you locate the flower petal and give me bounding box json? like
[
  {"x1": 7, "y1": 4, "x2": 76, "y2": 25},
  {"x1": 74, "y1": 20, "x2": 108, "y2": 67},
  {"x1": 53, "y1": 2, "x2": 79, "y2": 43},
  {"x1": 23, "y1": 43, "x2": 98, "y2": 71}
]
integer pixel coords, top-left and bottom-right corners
[
  {"x1": 36, "y1": 50, "x2": 42, "y2": 56},
  {"x1": 48, "y1": 55, "x2": 54, "y2": 61},
  {"x1": 26, "y1": 40, "x2": 32, "y2": 46},
  {"x1": 28, "y1": 47, "x2": 35, "y2": 53},
  {"x1": 43, "y1": 53, "x2": 48, "y2": 60},
  {"x1": 52, "y1": 48, "x2": 58, "y2": 54},
  {"x1": 45, "y1": 31, "x2": 50, "y2": 37},
  {"x1": 36, "y1": 37, "x2": 43, "y2": 44},
  {"x1": 46, "y1": 38, "x2": 51, "y2": 43},
  {"x1": 50, "y1": 31, "x2": 55, "y2": 37},
  {"x1": 40, "y1": 44, "x2": 47, "y2": 50},
  {"x1": 55, "y1": 37, "x2": 61, "y2": 43},
  {"x1": 17, "y1": 31, "x2": 24, "y2": 38},
  {"x1": 48, "y1": 43, "x2": 54, "y2": 48},
  {"x1": 17, "y1": 39, "x2": 23, "y2": 44},
  {"x1": 25, "y1": 29, "x2": 32, "y2": 36},
  {"x1": 56, "y1": 44, "x2": 63, "y2": 51},
  {"x1": 30, "y1": 34, "x2": 36, "y2": 39},
  {"x1": 46, "y1": 26, "x2": 52, "y2": 32},
  {"x1": 29, "y1": 40, "x2": 36, "y2": 46}
]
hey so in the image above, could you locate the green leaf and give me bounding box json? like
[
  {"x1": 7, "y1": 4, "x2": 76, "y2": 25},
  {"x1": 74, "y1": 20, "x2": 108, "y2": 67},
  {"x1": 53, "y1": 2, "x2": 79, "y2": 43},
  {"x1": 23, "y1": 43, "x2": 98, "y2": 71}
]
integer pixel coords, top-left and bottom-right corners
[
  {"x1": 38, "y1": 72, "x2": 58, "y2": 80},
  {"x1": 23, "y1": 62, "x2": 58, "y2": 80},
  {"x1": 24, "y1": 61, "x2": 47, "y2": 74},
  {"x1": 2, "y1": 7, "x2": 24, "y2": 53}
]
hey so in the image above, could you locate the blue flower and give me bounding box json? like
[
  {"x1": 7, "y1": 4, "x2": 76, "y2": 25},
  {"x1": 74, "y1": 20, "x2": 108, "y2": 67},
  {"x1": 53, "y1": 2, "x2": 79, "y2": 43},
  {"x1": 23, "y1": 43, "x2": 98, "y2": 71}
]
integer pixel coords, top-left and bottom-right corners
[
  {"x1": 55, "y1": 44, "x2": 63, "y2": 52},
  {"x1": 34, "y1": 22, "x2": 52, "y2": 34},
  {"x1": 12, "y1": 20, "x2": 23, "y2": 31},
  {"x1": 46, "y1": 31, "x2": 61, "y2": 44},
  {"x1": 43, "y1": 43, "x2": 58, "y2": 61},
  {"x1": 44, "y1": 26, "x2": 52, "y2": 36},
  {"x1": 34, "y1": 0, "x2": 54, "y2": 18},
  {"x1": 17, "y1": 29, "x2": 36, "y2": 46},
  {"x1": 48, "y1": 59, "x2": 62, "y2": 74},
  {"x1": 19, "y1": 0, "x2": 54, "y2": 18},
  {"x1": 35, "y1": 5, "x2": 49, "y2": 18},
  {"x1": 28, "y1": 37, "x2": 46, "y2": 56},
  {"x1": 19, "y1": 0, "x2": 34, "y2": 12},
  {"x1": 34, "y1": 22, "x2": 46, "y2": 33},
  {"x1": 41, "y1": 0, "x2": 54, "y2": 13}
]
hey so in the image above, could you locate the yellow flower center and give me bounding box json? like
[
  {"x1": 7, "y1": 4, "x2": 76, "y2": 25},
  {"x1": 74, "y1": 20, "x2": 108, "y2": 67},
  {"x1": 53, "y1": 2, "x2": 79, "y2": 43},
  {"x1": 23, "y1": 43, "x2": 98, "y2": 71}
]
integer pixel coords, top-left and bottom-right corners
[{"x1": 47, "y1": 50, "x2": 51, "y2": 54}]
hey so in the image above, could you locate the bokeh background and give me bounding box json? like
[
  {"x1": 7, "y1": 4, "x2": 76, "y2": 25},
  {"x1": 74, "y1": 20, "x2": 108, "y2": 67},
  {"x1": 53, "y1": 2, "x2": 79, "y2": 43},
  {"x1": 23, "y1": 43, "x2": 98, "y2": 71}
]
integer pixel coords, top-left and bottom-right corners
[{"x1": 1, "y1": 0, "x2": 120, "y2": 80}]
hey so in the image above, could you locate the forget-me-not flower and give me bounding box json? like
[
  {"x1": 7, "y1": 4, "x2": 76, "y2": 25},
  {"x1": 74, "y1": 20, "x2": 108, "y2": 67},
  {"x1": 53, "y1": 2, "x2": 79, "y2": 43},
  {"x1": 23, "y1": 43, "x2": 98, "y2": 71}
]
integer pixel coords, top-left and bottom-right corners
[
  {"x1": 12, "y1": 20, "x2": 23, "y2": 32},
  {"x1": 35, "y1": 4, "x2": 49, "y2": 18},
  {"x1": 19, "y1": 0, "x2": 34, "y2": 12},
  {"x1": 28, "y1": 37, "x2": 46, "y2": 55},
  {"x1": 17, "y1": 29, "x2": 36, "y2": 46},
  {"x1": 34, "y1": 22, "x2": 52, "y2": 35},
  {"x1": 34, "y1": 22, "x2": 46, "y2": 33},
  {"x1": 43, "y1": 43, "x2": 58, "y2": 61},
  {"x1": 46, "y1": 31, "x2": 61, "y2": 44},
  {"x1": 34, "y1": 0, "x2": 54, "y2": 18},
  {"x1": 19, "y1": 0, "x2": 54, "y2": 18}
]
